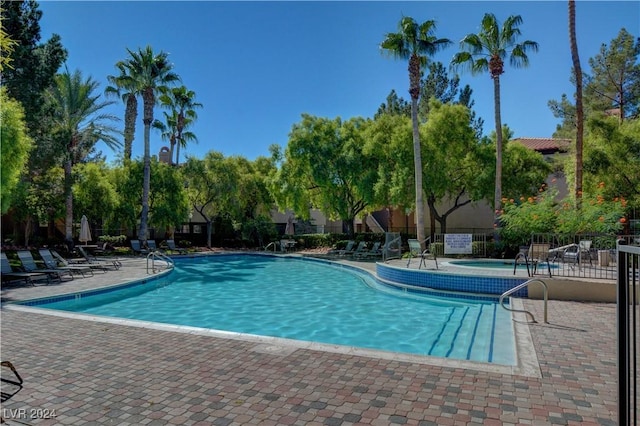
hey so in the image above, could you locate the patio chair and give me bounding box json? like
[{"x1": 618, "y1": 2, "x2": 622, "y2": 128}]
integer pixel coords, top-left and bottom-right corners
[
  {"x1": 344, "y1": 241, "x2": 368, "y2": 257},
  {"x1": 165, "y1": 239, "x2": 187, "y2": 254},
  {"x1": 146, "y1": 240, "x2": 157, "y2": 251},
  {"x1": 517, "y1": 243, "x2": 552, "y2": 277},
  {"x1": 38, "y1": 249, "x2": 94, "y2": 278},
  {"x1": 16, "y1": 250, "x2": 73, "y2": 282},
  {"x1": 382, "y1": 232, "x2": 402, "y2": 262},
  {"x1": 406, "y1": 239, "x2": 438, "y2": 270},
  {"x1": 562, "y1": 240, "x2": 593, "y2": 265},
  {"x1": 353, "y1": 242, "x2": 383, "y2": 259},
  {"x1": 77, "y1": 246, "x2": 121, "y2": 270},
  {"x1": 0, "y1": 252, "x2": 49, "y2": 286},
  {"x1": 1, "y1": 361, "x2": 23, "y2": 403},
  {"x1": 130, "y1": 239, "x2": 149, "y2": 255},
  {"x1": 327, "y1": 240, "x2": 355, "y2": 256}
]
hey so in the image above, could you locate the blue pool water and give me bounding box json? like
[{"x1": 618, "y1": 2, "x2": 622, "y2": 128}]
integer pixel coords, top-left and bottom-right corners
[{"x1": 28, "y1": 254, "x2": 516, "y2": 365}]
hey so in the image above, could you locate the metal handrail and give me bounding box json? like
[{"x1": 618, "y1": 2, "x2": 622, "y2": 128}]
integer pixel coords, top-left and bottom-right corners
[
  {"x1": 264, "y1": 242, "x2": 278, "y2": 252},
  {"x1": 146, "y1": 250, "x2": 174, "y2": 274},
  {"x1": 499, "y1": 278, "x2": 548, "y2": 324}
]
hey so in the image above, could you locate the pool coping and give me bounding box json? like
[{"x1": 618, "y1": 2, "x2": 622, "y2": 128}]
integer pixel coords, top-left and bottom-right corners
[{"x1": 2, "y1": 252, "x2": 542, "y2": 378}]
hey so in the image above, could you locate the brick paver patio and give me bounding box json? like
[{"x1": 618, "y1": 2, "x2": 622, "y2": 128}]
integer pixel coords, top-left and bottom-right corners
[{"x1": 0, "y1": 256, "x2": 618, "y2": 425}]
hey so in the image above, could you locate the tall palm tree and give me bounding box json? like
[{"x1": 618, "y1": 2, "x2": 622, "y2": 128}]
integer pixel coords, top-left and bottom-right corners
[
  {"x1": 153, "y1": 109, "x2": 199, "y2": 165},
  {"x1": 569, "y1": 0, "x2": 584, "y2": 202},
  {"x1": 47, "y1": 68, "x2": 121, "y2": 246},
  {"x1": 157, "y1": 85, "x2": 202, "y2": 165},
  {"x1": 381, "y1": 16, "x2": 451, "y2": 247},
  {"x1": 120, "y1": 46, "x2": 180, "y2": 243},
  {"x1": 105, "y1": 62, "x2": 139, "y2": 162},
  {"x1": 451, "y1": 14, "x2": 538, "y2": 230}
]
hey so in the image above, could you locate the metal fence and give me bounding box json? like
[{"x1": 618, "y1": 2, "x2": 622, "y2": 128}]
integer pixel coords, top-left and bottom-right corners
[
  {"x1": 617, "y1": 241, "x2": 640, "y2": 425},
  {"x1": 530, "y1": 233, "x2": 639, "y2": 280}
]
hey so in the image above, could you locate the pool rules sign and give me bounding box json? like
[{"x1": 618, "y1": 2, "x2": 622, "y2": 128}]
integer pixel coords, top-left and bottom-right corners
[{"x1": 444, "y1": 234, "x2": 473, "y2": 255}]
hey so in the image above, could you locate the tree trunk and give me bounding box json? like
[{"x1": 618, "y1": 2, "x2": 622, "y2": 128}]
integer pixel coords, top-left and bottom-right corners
[
  {"x1": 138, "y1": 88, "x2": 154, "y2": 244},
  {"x1": 427, "y1": 194, "x2": 437, "y2": 241},
  {"x1": 569, "y1": 0, "x2": 584, "y2": 203},
  {"x1": 409, "y1": 53, "x2": 426, "y2": 249},
  {"x1": 64, "y1": 158, "x2": 74, "y2": 246},
  {"x1": 492, "y1": 76, "x2": 503, "y2": 237},
  {"x1": 206, "y1": 220, "x2": 212, "y2": 248}
]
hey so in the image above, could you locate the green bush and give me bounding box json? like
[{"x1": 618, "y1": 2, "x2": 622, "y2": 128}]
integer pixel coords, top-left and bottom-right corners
[{"x1": 98, "y1": 235, "x2": 127, "y2": 246}]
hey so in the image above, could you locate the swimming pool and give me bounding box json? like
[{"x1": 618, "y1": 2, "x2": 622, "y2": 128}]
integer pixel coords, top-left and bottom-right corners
[{"x1": 22, "y1": 254, "x2": 516, "y2": 365}]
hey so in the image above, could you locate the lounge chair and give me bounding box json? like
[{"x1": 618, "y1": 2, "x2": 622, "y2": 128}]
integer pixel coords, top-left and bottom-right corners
[
  {"x1": 130, "y1": 239, "x2": 149, "y2": 255},
  {"x1": 353, "y1": 242, "x2": 382, "y2": 259},
  {"x1": 327, "y1": 240, "x2": 355, "y2": 256},
  {"x1": 344, "y1": 241, "x2": 368, "y2": 257},
  {"x1": 77, "y1": 247, "x2": 120, "y2": 270},
  {"x1": 146, "y1": 240, "x2": 157, "y2": 251},
  {"x1": 38, "y1": 249, "x2": 94, "y2": 278},
  {"x1": 1, "y1": 361, "x2": 23, "y2": 403},
  {"x1": 165, "y1": 239, "x2": 186, "y2": 254},
  {"x1": 0, "y1": 252, "x2": 49, "y2": 286},
  {"x1": 16, "y1": 250, "x2": 73, "y2": 282},
  {"x1": 406, "y1": 239, "x2": 438, "y2": 269}
]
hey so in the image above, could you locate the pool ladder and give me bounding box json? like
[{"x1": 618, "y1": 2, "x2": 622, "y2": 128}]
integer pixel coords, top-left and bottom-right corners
[
  {"x1": 146, "y1": 250, "x2": 175, "y2": 274},
  {"x1": 499, "y1": 278, "x2": 548, "y2": 324}
]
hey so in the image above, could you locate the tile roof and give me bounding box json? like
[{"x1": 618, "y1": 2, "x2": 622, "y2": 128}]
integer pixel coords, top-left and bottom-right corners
[{"x1": 511, "y1": 137, "x2": 571, "y2": 154}]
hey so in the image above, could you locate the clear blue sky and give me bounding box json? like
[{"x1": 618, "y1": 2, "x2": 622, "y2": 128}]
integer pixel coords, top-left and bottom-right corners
[{"x1": 38, "y1": 1, "x2": 639, "y2": 164}]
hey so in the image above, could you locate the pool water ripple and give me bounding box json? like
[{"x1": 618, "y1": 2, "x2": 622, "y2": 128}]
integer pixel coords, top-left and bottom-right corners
[{"x1": 31, "y1": 254, "x2": 516, "y2": 365}]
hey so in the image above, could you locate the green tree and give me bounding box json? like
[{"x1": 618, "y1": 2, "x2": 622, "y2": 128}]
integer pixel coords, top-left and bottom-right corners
[
  {"x1": 381, "y1": 16, "x2": 451, "y2": 247},
  {"x1": 46, "y1": 68, "x2": 121, "y2": 246},
  {"x1": 585, "y1": 28, "x2": 640, "y2": 122},
  {"x1": 73, "y1": 162, "x2": 118, "y2": 234},
  {"x1": 374, "y1": 89, "x2": 410, "y2": 118},
  {"x1": 105, "y1": 62, "x2": 139, "y2": 161},
  {"x1": 118, "y1": 46, "x2": 180, "y2": 243},
  {"x1": 451, "y1": 13, "x2": 538, "y2": 230},
  {"x1": 157, "y1": 85, "x2": 202, "y2": 165},
  {"x1": 1, "y1": 87, "x2": 33, "y2": 213},
  {"x1": 182, "y1": 152, "x2": 240, "y2": 248},
  {"x1": 271, "y1": 115, "x2": 378, "y2": 236},
  {"x1": 1, "y1": 0, "x2": 67, "y2": 138},
  {"x1": 420, "y1": 100, "x2": 482, "y2": 235}
]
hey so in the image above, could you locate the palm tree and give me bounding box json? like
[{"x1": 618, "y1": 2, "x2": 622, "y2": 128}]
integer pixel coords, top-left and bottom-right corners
[
  {"x1": 451, "y1": 14, "x2": 538, "y2": 230},
  {"x1": 47, "y1": 68, "x2": 121, "y2": 246},
  {"x1": 381, "y1": 16, "x2": 451, "y2": 247},
  {"x1": 569, "y1": 0, "x2": 584, "y2": 202},
  {"x1": 120, "y1": 46, "x2": 180, "y2": 243},
  {"x1": 157, "y1": 85, "x2": 202, "y2": 165},
  {"x1": 153, "y1": 109, "x2": 199, "y2": 165},
  {"x1": 105, "y1": 62, "x2": 139, "y2": 162}
]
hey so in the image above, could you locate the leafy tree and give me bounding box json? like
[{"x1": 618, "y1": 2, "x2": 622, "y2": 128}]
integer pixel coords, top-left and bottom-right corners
[
  {"x1": 157, "y1": 85, "x2": 202, "y2": 165},
  {"x1": 584, "y1": 28, "x2": 640, "y2": 122},
  {"x1": 270, "y1": 115, "x2": 378, "y2": 236},
  {"x1": 451, "y1": 13, "x2": 538, "y2": 230},
  {"x1": 73, "y1": 162, "x2": 118, "y2": 235},
  {"x1": 1, "y1": 87, "x2": 33, "y2": 213},
  {"x1": 0, "y1": 12, "x2": 17, "y2": 71},
  {"x1": 420, "y1": 100, "x2": 481, "y2": 236},
  {"x1": 374, "y1": 89, "x2": 410, "y2": 118},
  {"x1": 1, "y1": 0, "x2": 67, "y2": 138},
  {"x1": 568, "y1": 0, "x2": 584, "y2": 201},
  {"x1": 381, "y1": 16, "x2": 451, "y2": 247},
  {"x1": 117, "y1": 46, "x2": 180, "y2": 243},
  {"x1": 182, "y1": 152, "x2": 240, "y2": 248},
  {"x1": 109, "y1": 159, "x2": 189, "y2": 238},
  {"x1": 46, "y1": 68, "x2": 121, "y2": 246},
  {"x1": 582, "y1": 115, "x2": 640, "y2": 209}
]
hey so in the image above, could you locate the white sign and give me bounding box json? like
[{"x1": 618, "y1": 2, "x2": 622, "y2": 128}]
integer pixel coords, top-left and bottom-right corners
[{"x1": 444, "y1": 234, "x2": 473, "y2": 255}]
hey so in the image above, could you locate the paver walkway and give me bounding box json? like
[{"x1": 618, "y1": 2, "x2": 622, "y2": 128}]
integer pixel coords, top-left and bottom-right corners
[{"x1": 0, "y1": 255, "x2": 618, "y2": 425}]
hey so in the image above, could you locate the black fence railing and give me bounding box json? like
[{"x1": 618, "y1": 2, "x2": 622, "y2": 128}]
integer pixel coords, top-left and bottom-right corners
[{"x1": 617, "y1": 241, "x2": 640, "y2": 425}]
